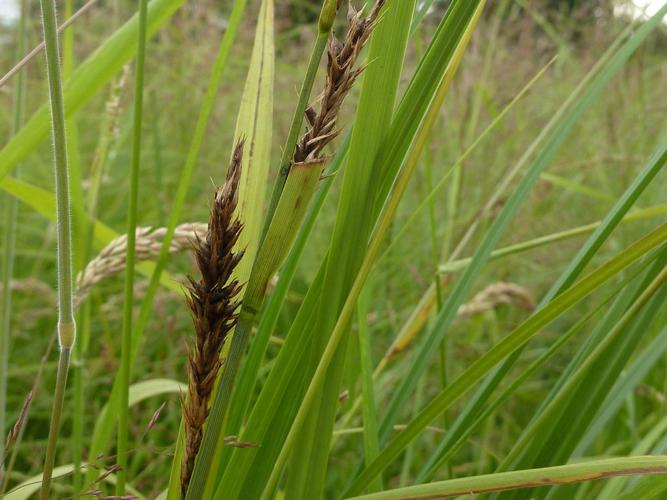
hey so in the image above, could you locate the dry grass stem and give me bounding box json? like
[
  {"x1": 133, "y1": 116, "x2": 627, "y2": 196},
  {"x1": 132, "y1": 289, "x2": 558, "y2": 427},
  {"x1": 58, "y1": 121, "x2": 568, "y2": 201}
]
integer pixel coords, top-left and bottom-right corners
[{"x1": 180, "y1": 141, "x2": 245, "y2": 497}]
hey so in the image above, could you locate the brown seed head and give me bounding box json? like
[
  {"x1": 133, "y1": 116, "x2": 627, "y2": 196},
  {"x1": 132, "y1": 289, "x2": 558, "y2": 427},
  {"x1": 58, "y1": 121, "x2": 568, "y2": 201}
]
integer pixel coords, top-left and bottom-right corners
[
  {"x1": 180, "y1": 140, "x2": 245, "y2": 497},
  {"x1": 294, "y1": 0, "x2": 386, "y2": 164}
]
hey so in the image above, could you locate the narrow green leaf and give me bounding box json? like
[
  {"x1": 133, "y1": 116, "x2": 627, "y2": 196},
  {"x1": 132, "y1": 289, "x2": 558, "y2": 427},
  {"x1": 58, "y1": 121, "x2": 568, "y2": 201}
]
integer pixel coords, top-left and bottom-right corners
[
  {"x1": 358, "y1": 287, "x2": 382, "y2": 493},
  {"x1": 345, "y1": 456, "x2": 667, "y2": 500}
]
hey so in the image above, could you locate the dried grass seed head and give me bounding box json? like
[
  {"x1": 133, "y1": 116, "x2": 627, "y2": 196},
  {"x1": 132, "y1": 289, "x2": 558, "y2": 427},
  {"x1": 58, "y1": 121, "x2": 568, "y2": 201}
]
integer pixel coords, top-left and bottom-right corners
[
  {"x1": 180, "y1": 139, "x2": 245, "y2": 497},
  {"x1": 294, "y1": 0, "x2": 387, "y2": 164}
]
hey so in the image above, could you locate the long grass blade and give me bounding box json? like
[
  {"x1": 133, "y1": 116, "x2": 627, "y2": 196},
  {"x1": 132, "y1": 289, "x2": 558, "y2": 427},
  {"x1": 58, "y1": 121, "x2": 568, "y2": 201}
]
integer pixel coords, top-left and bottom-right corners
[
  {"x1": 115, "y1": 0, "x2": 148, "y2": 493},
  {"x1": 345, "y1": 456, "x2": 667, "y2": 500}
]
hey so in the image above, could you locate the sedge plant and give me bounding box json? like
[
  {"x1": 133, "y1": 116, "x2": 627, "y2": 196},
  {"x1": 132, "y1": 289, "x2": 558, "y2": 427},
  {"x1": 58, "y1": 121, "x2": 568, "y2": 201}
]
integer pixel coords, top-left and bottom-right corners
[{"x1": 3, "y1": 1, "x2": 667, "y2": 498}]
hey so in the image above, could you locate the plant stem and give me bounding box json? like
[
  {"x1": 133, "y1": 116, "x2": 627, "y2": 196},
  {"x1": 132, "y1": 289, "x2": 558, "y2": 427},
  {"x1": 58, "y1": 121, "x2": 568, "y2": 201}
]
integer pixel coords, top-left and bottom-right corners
[
  {"x1": 261, "y1": 0, "x2": 337, "y2": 240},
  {"x1": 60, "y1": 0, "x2": 87, "y2": 492},
  {"x1": 185, "y1": 308, "x2": 254, "y2": 499},
  {"x1": 38, "y1": 0, "x2": 76, "y2": 495},
  {"x1": 116, "y1": 0, "x2": 148, "y2": 494},
  {"x1": 0, "y1": 0, "x2": 27, "y2": 487},
  {"x1": 261, "y1": 31, "x2": 328, "y2": 240},
  {"x1": 40, "y1": 348, "x2": 72, "y2": 498}
]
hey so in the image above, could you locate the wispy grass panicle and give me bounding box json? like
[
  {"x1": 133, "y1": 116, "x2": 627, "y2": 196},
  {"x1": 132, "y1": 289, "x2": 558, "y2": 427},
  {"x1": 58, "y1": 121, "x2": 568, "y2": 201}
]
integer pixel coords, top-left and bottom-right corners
[
  {"x1": 294, "y1": 0, "x2": 386, "y2": 164},
  {"x1": 181, "y1": 140, "x2": 245, "y2": 497}
]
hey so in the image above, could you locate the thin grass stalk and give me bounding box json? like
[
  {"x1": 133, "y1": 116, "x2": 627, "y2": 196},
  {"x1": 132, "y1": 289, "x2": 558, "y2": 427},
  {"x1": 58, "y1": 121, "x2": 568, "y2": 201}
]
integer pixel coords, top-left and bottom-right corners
[
  {"x1": 116, "y1": 0, "x2": 148, "y2": 493},
  {"x1": 41, "y1": 349, "x2": 72, "y2": 499},
  {"x1": 38, "y1": 0, "x2": 76, "y2": 495},
  {"x1": 73, "y1": 66, "x2": 127, "y2": 496},
  {"x1": 0, "y1": 0, "x2": 27, "y2": 488},
  {"x1": 0, "y1": 0, "x2": 98, "y2": 90},
  {"x1": 261, "y1": 0, "x2": 337, "y2": 238},
  {"x1": 60, "y1": 0, "x2": 87, "y2": 492},
  {"x1": 85, "y1": 1, "x2": 248, "y2": 484}
]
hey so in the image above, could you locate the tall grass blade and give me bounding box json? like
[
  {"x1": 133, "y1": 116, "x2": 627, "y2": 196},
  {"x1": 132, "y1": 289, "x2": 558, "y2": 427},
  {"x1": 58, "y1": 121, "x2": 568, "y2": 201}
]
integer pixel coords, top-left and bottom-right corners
[
  {"x1": 115, "y1": 0, "x2": 148, "y2": 493},
  {"x1": 345, "y1": 456, "x2": 667, "y2": 500}
]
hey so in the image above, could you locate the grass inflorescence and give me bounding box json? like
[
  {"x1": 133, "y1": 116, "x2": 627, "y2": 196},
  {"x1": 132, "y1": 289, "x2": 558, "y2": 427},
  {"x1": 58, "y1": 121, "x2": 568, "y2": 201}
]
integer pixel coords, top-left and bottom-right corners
[{"x1": 180, "y1": 141, "x2": 245, "y2": 497}]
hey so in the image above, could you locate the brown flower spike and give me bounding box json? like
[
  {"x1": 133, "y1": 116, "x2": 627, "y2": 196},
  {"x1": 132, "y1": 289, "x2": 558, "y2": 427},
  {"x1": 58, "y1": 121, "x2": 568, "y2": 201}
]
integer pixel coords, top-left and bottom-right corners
[
  {"x1": 294, "y1": 0, "x2": 386, "y2": 164},
  {"x1": 181, "y1": 140, "x2": 245, "y2": 497}
]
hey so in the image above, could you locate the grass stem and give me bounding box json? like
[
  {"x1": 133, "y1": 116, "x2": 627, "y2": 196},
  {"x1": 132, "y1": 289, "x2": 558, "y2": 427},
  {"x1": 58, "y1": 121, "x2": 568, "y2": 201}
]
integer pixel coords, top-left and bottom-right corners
[
  {"x1": 40, "y1": 348, "x2": 71, "y2": 498},
  {"x1": 261, "y1": 0, "x2": 338, "y2": 238},
  {"x1": 38, "y1": 0, "x2": 76, "y2": 495},
  {"x1": 261, "y1": 31, "x2": 328, "y2": 239},
  {"x1": 116, "y1": 0, "x2": 149, "y2": 494}
]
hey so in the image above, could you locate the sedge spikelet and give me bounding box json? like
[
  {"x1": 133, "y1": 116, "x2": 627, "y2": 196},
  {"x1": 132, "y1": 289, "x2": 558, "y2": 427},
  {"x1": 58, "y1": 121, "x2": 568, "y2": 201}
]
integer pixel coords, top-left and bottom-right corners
[
  {"x1": 294, "y1": 0, "x2": 386, "y2": 163},
  {"x1": 180, "y1": 140, "x2": 245, "y2": 497}
]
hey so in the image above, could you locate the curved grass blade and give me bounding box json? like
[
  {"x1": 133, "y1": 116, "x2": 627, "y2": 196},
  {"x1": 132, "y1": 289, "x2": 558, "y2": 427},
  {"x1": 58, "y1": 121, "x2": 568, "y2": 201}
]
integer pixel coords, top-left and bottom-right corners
[{"x1": 345, "y1": 456, "x2": 667, "y2": 500}]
